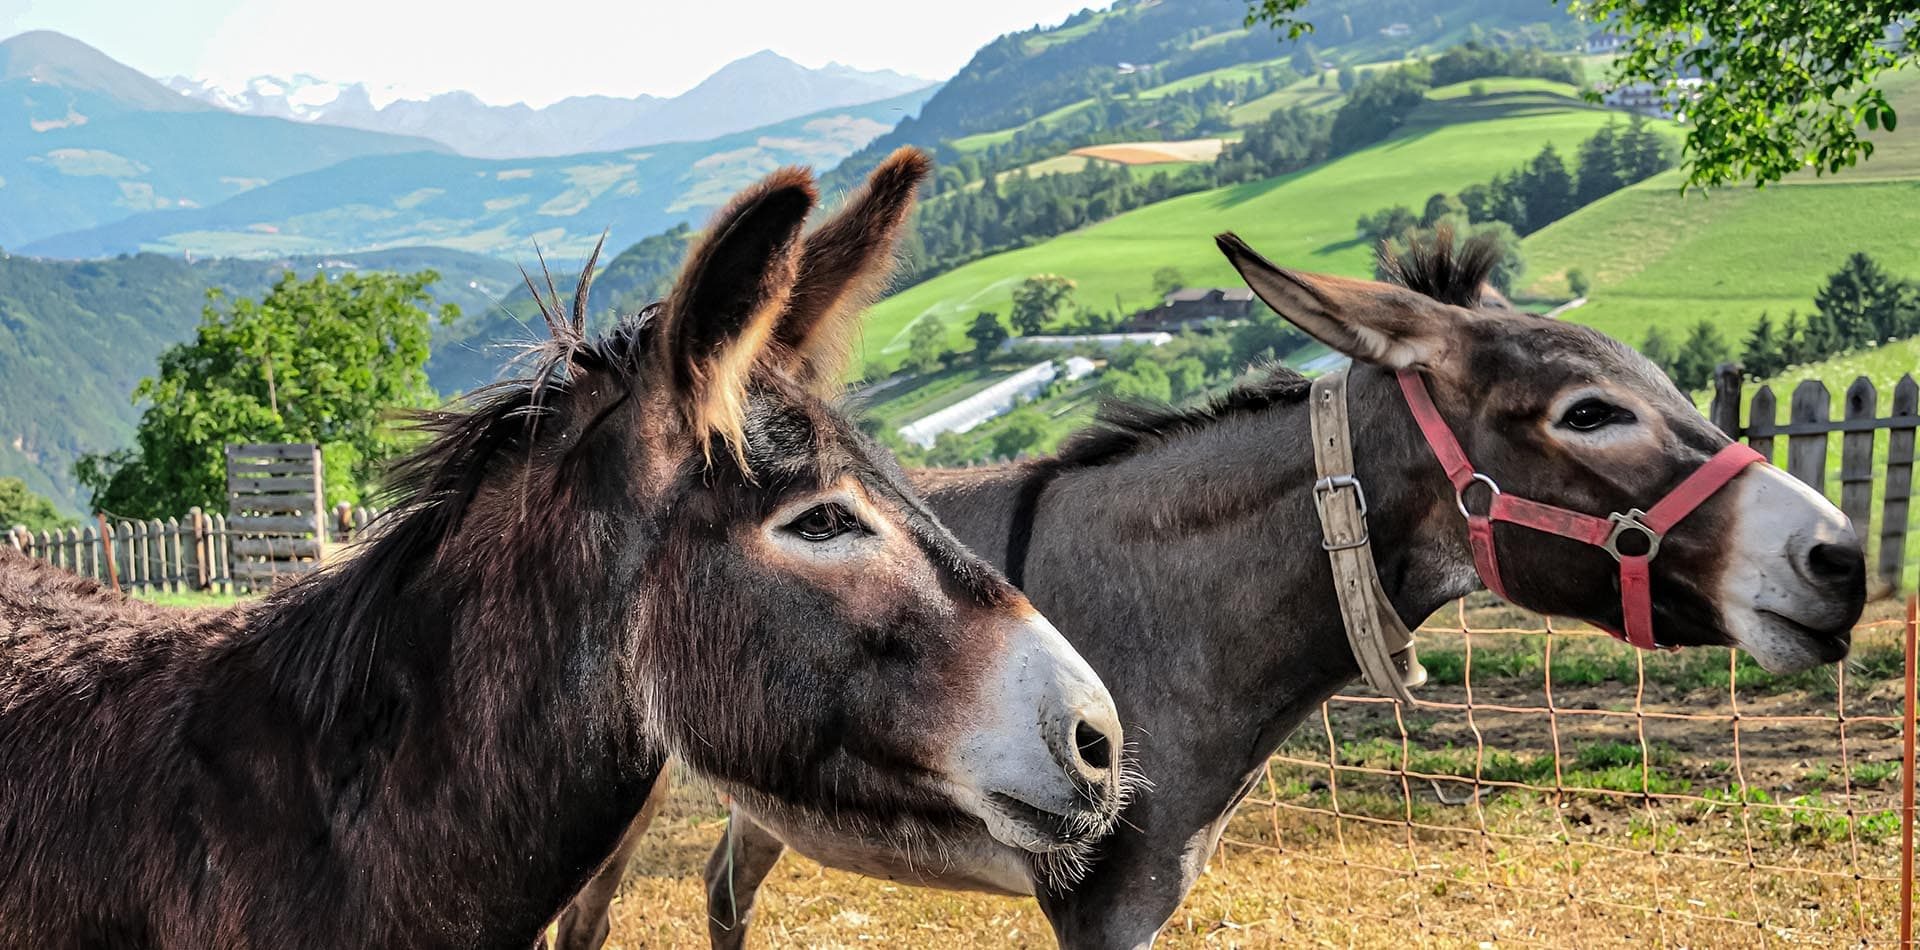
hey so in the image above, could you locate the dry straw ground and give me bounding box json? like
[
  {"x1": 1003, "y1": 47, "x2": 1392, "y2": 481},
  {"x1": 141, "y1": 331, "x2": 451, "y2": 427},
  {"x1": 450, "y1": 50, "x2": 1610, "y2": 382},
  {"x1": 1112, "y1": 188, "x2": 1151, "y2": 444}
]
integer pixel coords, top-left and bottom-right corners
[{"x1": 598, "y1": 600, "x2": 1913, "y2": 948}]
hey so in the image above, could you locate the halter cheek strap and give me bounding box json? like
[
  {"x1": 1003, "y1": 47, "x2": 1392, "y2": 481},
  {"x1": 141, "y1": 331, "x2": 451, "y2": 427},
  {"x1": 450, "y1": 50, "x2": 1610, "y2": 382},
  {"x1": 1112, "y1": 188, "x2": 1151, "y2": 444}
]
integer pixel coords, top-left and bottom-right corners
[{"x1": 1396, "y1": 369, "x2": 1763, "y2": 651}]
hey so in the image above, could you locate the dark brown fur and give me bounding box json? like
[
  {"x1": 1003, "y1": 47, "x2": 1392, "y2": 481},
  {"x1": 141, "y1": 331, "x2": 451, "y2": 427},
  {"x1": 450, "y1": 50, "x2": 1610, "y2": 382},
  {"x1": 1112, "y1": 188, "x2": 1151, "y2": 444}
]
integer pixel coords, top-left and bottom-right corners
[{"x1": 0, "y1": 154, "x2": 1090, "y2": 950}]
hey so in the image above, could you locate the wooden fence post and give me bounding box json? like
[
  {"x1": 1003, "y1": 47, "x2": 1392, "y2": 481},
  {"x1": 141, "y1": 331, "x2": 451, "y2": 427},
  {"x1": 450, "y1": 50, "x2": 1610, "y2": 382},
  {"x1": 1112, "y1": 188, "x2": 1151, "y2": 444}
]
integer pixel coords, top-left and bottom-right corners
[
  {"x1": 1709, "y1": 362, "x2": 1744, "y2": 437},
  {"x1": 1884, "y1": 375, "x2": 1917, "y2": 590},
  {"x1": 1787, "y1": 380, "x2": 1831, "y2": 492},
  {"x1": 1841, "y1": 377, "x2": 1878, "y2": 545},
  {"x1": 189, "y1": 506, "x2": 208, "y2": 590},
  {"x1": 1747, "y1": 385, "x2": 1778, "y2": 465}
]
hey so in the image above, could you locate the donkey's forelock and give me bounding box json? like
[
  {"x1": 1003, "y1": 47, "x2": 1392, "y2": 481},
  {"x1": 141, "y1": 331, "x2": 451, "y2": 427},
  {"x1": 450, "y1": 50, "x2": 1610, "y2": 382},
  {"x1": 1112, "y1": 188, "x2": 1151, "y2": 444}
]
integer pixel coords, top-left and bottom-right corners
[{"x1": 1375, "y1": 225, "x2": 1505, "y2": 310}]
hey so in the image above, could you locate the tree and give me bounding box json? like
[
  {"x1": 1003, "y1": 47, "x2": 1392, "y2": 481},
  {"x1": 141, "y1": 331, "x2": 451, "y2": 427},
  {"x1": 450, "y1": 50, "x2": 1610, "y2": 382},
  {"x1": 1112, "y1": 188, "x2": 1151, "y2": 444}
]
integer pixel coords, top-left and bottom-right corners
[
  {"x1": 1815, "y1": 252, "x2": 1914, "y2": 350},
  {"x1": 1244, "y1": 0, "x2": 1920, "y2": 188},
  {"x1": 1356, "y1": 204, "x2": 1419, "y2": 244},
  {"x1": 1167, "y1": 357, "x2": 1210, "y2": 402},
  {"x1": 1574, "y1": 122, "x2": 1624, "y2": 206},
  {"x1": 1336, "y1": 65, "x2": 1358, "y2": 92},
  {"x1": 1421, "y1": 192, "x2": 1466, "y2": 228},
  {"x1": 965, "y1": 311, "x2": 1009, "y2": 364},
  {"x1": 1617, "y1": 115, "x2": 1675, "y2": 184},
  {"x1": 905, "y1": 316, "x2": 947, "y2": 376},
  {"x1": 1010, "y1": 275, "x2": 1077, "y2": 336},
  {"x1": 990, "y1": 406, "x2": 1052, "y2": 460},
  {"x1": 1566, "y1": 268, "x2": 1591, "y2": 298},
  {"x1": 0, "y1": 477, "x2": 72, "y2": 532},
  {"x1": 73, "y1": 271, "x2": 455, "y2": 517},
  {"x1": 1104, "y1": 363, "x2": 1173, "y2": 404},
  {"x1": 1780, "y1": 311, "x2": 1815, "y2": 366},
  {"x1": 1671, "y1": 320, "x2": 1732, "y2": 391},
  {"x1": 1289, "y1": 41, "x2": 1320, "y2": 76},
  {"x1": 1515, "y1": 144, "x2": 1576, "y2": 232},
  {"x1": 1330, "y1": 65, "x2": 1430, "y2": 153},
  {"x1": 1151, "y1": 266, "x2": 1186, "y2": 298},
  {"x1": 1640, "y1": 326, "x2": 1678, "y2": 376},
  {"x1": 1741, "y1": 311, "x2": 1785, "y2": 378}
]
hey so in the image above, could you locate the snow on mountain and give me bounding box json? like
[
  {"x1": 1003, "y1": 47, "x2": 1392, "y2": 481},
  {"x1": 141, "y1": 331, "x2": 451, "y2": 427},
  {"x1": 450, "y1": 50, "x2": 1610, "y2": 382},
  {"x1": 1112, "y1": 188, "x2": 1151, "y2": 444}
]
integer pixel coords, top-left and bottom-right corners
[{"x1": 165, "y1": 52, "x2": 934, "y2": 159}]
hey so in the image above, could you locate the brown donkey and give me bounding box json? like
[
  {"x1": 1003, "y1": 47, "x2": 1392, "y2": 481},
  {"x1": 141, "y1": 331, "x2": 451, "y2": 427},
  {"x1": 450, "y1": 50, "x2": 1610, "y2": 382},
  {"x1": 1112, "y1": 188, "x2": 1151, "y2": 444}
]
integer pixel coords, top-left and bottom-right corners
[
  {"x1": 558, "y1": 229, "x2": 1866, "y2": 949},
  {"x1": 0, "y1": 150, "x2": 1128, "y2": 949}
]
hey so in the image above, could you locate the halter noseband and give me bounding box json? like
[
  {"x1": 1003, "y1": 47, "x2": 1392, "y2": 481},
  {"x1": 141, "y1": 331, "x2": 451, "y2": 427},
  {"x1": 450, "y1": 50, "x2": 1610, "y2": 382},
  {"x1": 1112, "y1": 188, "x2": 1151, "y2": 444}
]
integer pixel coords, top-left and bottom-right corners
[{"x1": 1396, "y1": 368, "x2": 1762, "y2": 650}]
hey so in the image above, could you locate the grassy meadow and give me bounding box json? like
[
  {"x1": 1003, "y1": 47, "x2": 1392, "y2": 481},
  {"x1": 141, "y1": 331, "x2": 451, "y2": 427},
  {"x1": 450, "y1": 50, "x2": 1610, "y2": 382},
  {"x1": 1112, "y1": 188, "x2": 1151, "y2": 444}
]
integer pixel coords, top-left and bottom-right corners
[{"x1": 863, "y1": 90, "x2": 1625, "y2": 374}]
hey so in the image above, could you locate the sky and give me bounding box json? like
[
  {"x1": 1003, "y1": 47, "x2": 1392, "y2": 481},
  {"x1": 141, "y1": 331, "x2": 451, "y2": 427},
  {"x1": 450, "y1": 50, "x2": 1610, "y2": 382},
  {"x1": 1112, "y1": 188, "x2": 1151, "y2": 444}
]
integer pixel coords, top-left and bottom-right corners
[{"x1": 0, "y1": 0, "x2": 1100, "y2": 105}]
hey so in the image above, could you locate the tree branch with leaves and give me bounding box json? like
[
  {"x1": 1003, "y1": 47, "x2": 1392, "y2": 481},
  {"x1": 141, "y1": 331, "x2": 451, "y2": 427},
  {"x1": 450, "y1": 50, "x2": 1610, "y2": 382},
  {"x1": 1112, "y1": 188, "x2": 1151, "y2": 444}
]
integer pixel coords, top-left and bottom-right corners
[{"x1": 1245, "y1": 0, "x2": 1920, "y2": 188}]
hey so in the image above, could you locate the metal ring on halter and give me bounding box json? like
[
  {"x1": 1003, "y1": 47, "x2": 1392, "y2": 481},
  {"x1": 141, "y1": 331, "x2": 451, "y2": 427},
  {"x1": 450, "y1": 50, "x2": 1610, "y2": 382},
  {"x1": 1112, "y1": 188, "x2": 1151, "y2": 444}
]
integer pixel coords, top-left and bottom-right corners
[
  {"x1": 1603, "y1": 509, "x2": 1662, "y2": 561},
  {"x1": 1454, "y1": 472, "x2": 1501, "y2": 519}
]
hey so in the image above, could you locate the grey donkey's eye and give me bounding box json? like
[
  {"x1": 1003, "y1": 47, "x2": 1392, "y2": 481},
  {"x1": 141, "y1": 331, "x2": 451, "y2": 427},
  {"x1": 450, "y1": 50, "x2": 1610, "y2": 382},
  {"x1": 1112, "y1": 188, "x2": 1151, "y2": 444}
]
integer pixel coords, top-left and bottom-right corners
[
  {"x1": 785, "y1": 503, "x2": 860, "y2": 542},
  {"x1": 1559, "y1": 398, "x2": 1635, "y2": 432}
]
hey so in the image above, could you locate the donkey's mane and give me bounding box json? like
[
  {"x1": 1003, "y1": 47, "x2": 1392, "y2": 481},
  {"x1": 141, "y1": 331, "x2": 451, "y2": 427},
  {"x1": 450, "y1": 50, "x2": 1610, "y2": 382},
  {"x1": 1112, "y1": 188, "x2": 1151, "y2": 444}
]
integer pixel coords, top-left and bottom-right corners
[
  {"x1": 1049, "y1": 365, "x2": 1312, "y2": 470},
  {"x1": 1375, "y1": 224, "x2": 1501, "y2": 308},
  {"x1": 254, "y1": 254, "x2": 661, "y2": 732}
]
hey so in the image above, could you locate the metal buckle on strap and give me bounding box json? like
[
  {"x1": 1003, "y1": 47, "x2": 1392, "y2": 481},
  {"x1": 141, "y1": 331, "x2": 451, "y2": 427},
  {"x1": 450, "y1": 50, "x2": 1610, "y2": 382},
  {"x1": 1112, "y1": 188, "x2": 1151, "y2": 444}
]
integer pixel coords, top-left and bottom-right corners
[
  {"x1": 1313, "y1": 474, "x2": 1371, "y2": 551},
  {"x1": 1453, "y1": 472, "x2": 1501, "y2": 519},
  {"x1": 1603, "y1": 509, "x2": 1661, "y2": 561}
]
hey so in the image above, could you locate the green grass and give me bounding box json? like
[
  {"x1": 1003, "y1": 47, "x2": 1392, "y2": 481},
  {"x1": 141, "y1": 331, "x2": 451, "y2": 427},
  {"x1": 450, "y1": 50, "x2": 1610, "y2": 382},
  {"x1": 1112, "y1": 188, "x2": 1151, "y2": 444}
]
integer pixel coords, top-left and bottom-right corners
[
  {"x1": 1414, "y1": 629, "x2": 1904, "y2": 698},
  {"x1": 132, "y1": 589, "x2": 249, "y2": 609},
  {"x1": 1226, "y1": 81, "x2": 1345, "y2": 125},
  {"x1": 949, "y1": 99, "x2": 1098, "y2": 153},
  {"x1": 1524, "y1": 175, "x2": 1920, "y2": 348},
  {"x1": 1426, "y1": 78, "x2": 1583, "y2": 100},
  {"x1": 1133, "y1": 57, "x2": 1290, "y2": 100},
  {"x1": 862, "y1": 96, "x2": 1629, "y2": 373}
]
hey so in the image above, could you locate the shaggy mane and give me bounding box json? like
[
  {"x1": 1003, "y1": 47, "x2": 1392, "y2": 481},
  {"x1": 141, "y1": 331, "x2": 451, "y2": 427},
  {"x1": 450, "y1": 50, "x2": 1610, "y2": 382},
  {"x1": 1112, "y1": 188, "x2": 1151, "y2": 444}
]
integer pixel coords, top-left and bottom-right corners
[
  {"x1": 1049, "y1": 365, "x2": 1313, "y2": 470},
  {"x1": 1374, "y1": 224, "x2": 1502, "y2": 308}
]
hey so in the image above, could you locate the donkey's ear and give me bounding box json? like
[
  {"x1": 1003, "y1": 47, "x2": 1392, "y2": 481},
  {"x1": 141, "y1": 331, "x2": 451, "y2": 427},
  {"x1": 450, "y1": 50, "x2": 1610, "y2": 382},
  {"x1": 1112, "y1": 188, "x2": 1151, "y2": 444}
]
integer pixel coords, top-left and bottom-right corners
[
  {"x1": 658, "y1": 166, "x2": 817, "y2": 456},
  {"x1": 774, "y1": 147, "x2": 932, "y2": 391},
  {"x1": 1215, "y1": 232, "x2": 1461, "y2": 370}
]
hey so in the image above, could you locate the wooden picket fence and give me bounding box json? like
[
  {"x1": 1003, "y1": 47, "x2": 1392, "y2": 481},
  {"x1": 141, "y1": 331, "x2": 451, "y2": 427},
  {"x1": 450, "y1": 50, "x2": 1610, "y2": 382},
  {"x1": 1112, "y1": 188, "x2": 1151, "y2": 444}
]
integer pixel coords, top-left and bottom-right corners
[
  {"x1": 5, "y1": 503, "x2": 385, "y2": 596},
  {"x1": 1711, "y1": 364, "x2": 1919, "y2": 590}
]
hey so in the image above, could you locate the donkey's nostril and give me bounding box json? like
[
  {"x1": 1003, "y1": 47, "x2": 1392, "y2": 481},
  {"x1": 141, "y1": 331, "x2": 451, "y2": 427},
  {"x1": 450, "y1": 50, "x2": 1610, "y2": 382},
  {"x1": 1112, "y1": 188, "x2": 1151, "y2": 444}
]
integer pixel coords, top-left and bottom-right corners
[
  {"x1": 1073, "y1": 719, "x2": 1113, "y2": 772},
  {"x1": 1807, "y1": 541, "x2": 1864, "y2": 583}
]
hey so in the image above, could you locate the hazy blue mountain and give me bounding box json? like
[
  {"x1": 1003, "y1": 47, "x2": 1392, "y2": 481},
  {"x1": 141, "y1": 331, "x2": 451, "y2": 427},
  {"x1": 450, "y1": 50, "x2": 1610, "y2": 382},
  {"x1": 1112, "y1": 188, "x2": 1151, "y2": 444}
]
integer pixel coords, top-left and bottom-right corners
[
  {"x1": 164, "y1": 50, "x2": 933, "y2": 159},
  {"x1": 24, "y1": 87, "x2": 939, "y2": 260},
  {"x1": 0, "y1": 31, "x2": 447, "y2": 249}
]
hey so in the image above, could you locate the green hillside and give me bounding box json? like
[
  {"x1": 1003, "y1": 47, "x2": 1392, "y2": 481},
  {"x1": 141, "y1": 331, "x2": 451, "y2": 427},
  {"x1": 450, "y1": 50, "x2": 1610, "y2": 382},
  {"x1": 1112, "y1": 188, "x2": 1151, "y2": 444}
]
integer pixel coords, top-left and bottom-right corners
[
  {"x1": 859, "y1": 88, "x2": 1620, "y2": 372},
  {"x1": 1523, "y1": 72, "x2": 1920, "y2": 347},
  {"x1": 823, "y1": 0, "x2": 1581, "y2": 192},
  {"x1": 1522, "y1": 177, "x2": 1920, "y2": 347},
  {"x1": 25, "y1": 89, "x2": 938, "y2": 261}
]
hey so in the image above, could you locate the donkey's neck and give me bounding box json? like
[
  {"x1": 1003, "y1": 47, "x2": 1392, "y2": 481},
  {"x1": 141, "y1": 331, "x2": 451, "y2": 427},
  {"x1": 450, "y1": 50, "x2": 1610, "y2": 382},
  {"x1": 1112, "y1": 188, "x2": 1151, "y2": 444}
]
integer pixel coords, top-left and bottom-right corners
[
  {"x1": 923, "y1": 366, "x2": 1473, "y2": 776},
  {"x1": 225, "y1": 510, "x2": 657, "y2": 941}
]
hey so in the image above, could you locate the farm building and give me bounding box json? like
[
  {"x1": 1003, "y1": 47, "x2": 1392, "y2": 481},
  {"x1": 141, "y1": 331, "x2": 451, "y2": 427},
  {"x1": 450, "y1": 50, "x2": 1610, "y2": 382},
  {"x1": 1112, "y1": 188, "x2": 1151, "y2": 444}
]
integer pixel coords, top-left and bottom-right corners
[{"x1": 1127, "y1": 287, "x2": 1257, "y2": 331}]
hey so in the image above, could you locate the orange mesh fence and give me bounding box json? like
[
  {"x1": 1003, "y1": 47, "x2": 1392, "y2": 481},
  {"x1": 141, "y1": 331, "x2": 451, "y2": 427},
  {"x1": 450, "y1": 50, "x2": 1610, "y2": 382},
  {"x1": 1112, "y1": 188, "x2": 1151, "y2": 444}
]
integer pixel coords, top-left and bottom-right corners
[{"x1": 1216, "y1": 596, "x2": 1918, "y2": 948}]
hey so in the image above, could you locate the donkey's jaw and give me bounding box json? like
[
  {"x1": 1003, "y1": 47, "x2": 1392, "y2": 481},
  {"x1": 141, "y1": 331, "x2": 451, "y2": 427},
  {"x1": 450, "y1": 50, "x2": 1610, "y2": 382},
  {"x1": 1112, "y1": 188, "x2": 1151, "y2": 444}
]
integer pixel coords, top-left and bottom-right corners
[
  {"x1": 1717, "y1": 465, "x2": 1864, "y2": 673},
  {"x1": 946, "y1": 611, "x2": 1126, "y2": 856}
]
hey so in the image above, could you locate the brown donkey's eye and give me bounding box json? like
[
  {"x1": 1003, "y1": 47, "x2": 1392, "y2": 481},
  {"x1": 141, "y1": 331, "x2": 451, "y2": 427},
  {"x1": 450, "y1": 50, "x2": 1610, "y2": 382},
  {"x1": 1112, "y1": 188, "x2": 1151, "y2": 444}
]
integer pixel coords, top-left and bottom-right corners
[
  {"x1": 1559, "y1": 398, "x2": 1633, "y2": 432},
  {"x1": 785, "y1": 503, "x2": 859, "y2": 542}
]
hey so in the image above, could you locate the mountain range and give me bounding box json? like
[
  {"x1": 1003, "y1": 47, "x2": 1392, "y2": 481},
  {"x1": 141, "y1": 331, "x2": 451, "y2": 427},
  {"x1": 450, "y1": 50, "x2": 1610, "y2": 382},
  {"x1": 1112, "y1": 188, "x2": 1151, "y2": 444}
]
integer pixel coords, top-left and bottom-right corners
[
  {"x1": 3, "y1": 30, "x2": 938, "y2": 259},
  {"x1": 163, "y1": 52, "x2": 933, "y2": 159}
]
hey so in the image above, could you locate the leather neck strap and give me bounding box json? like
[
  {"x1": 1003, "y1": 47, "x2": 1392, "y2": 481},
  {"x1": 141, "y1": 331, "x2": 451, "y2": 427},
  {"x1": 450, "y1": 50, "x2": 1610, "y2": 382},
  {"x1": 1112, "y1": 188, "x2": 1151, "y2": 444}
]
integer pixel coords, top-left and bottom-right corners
[
  {"x1": 1395, "y1": 368, "x2": 1763, "y2": 650},
  {"x1": 1308, "y1": 371, "x2": 1427, "y2": 702}
]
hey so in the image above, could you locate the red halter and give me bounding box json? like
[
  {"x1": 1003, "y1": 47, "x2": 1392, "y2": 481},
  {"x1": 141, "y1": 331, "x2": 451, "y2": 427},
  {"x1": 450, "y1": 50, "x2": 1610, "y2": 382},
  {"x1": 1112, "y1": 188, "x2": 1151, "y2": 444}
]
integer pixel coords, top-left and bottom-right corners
[{"x1": 1396, "y1": 369, "x2": 1763, "y2": 650}]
